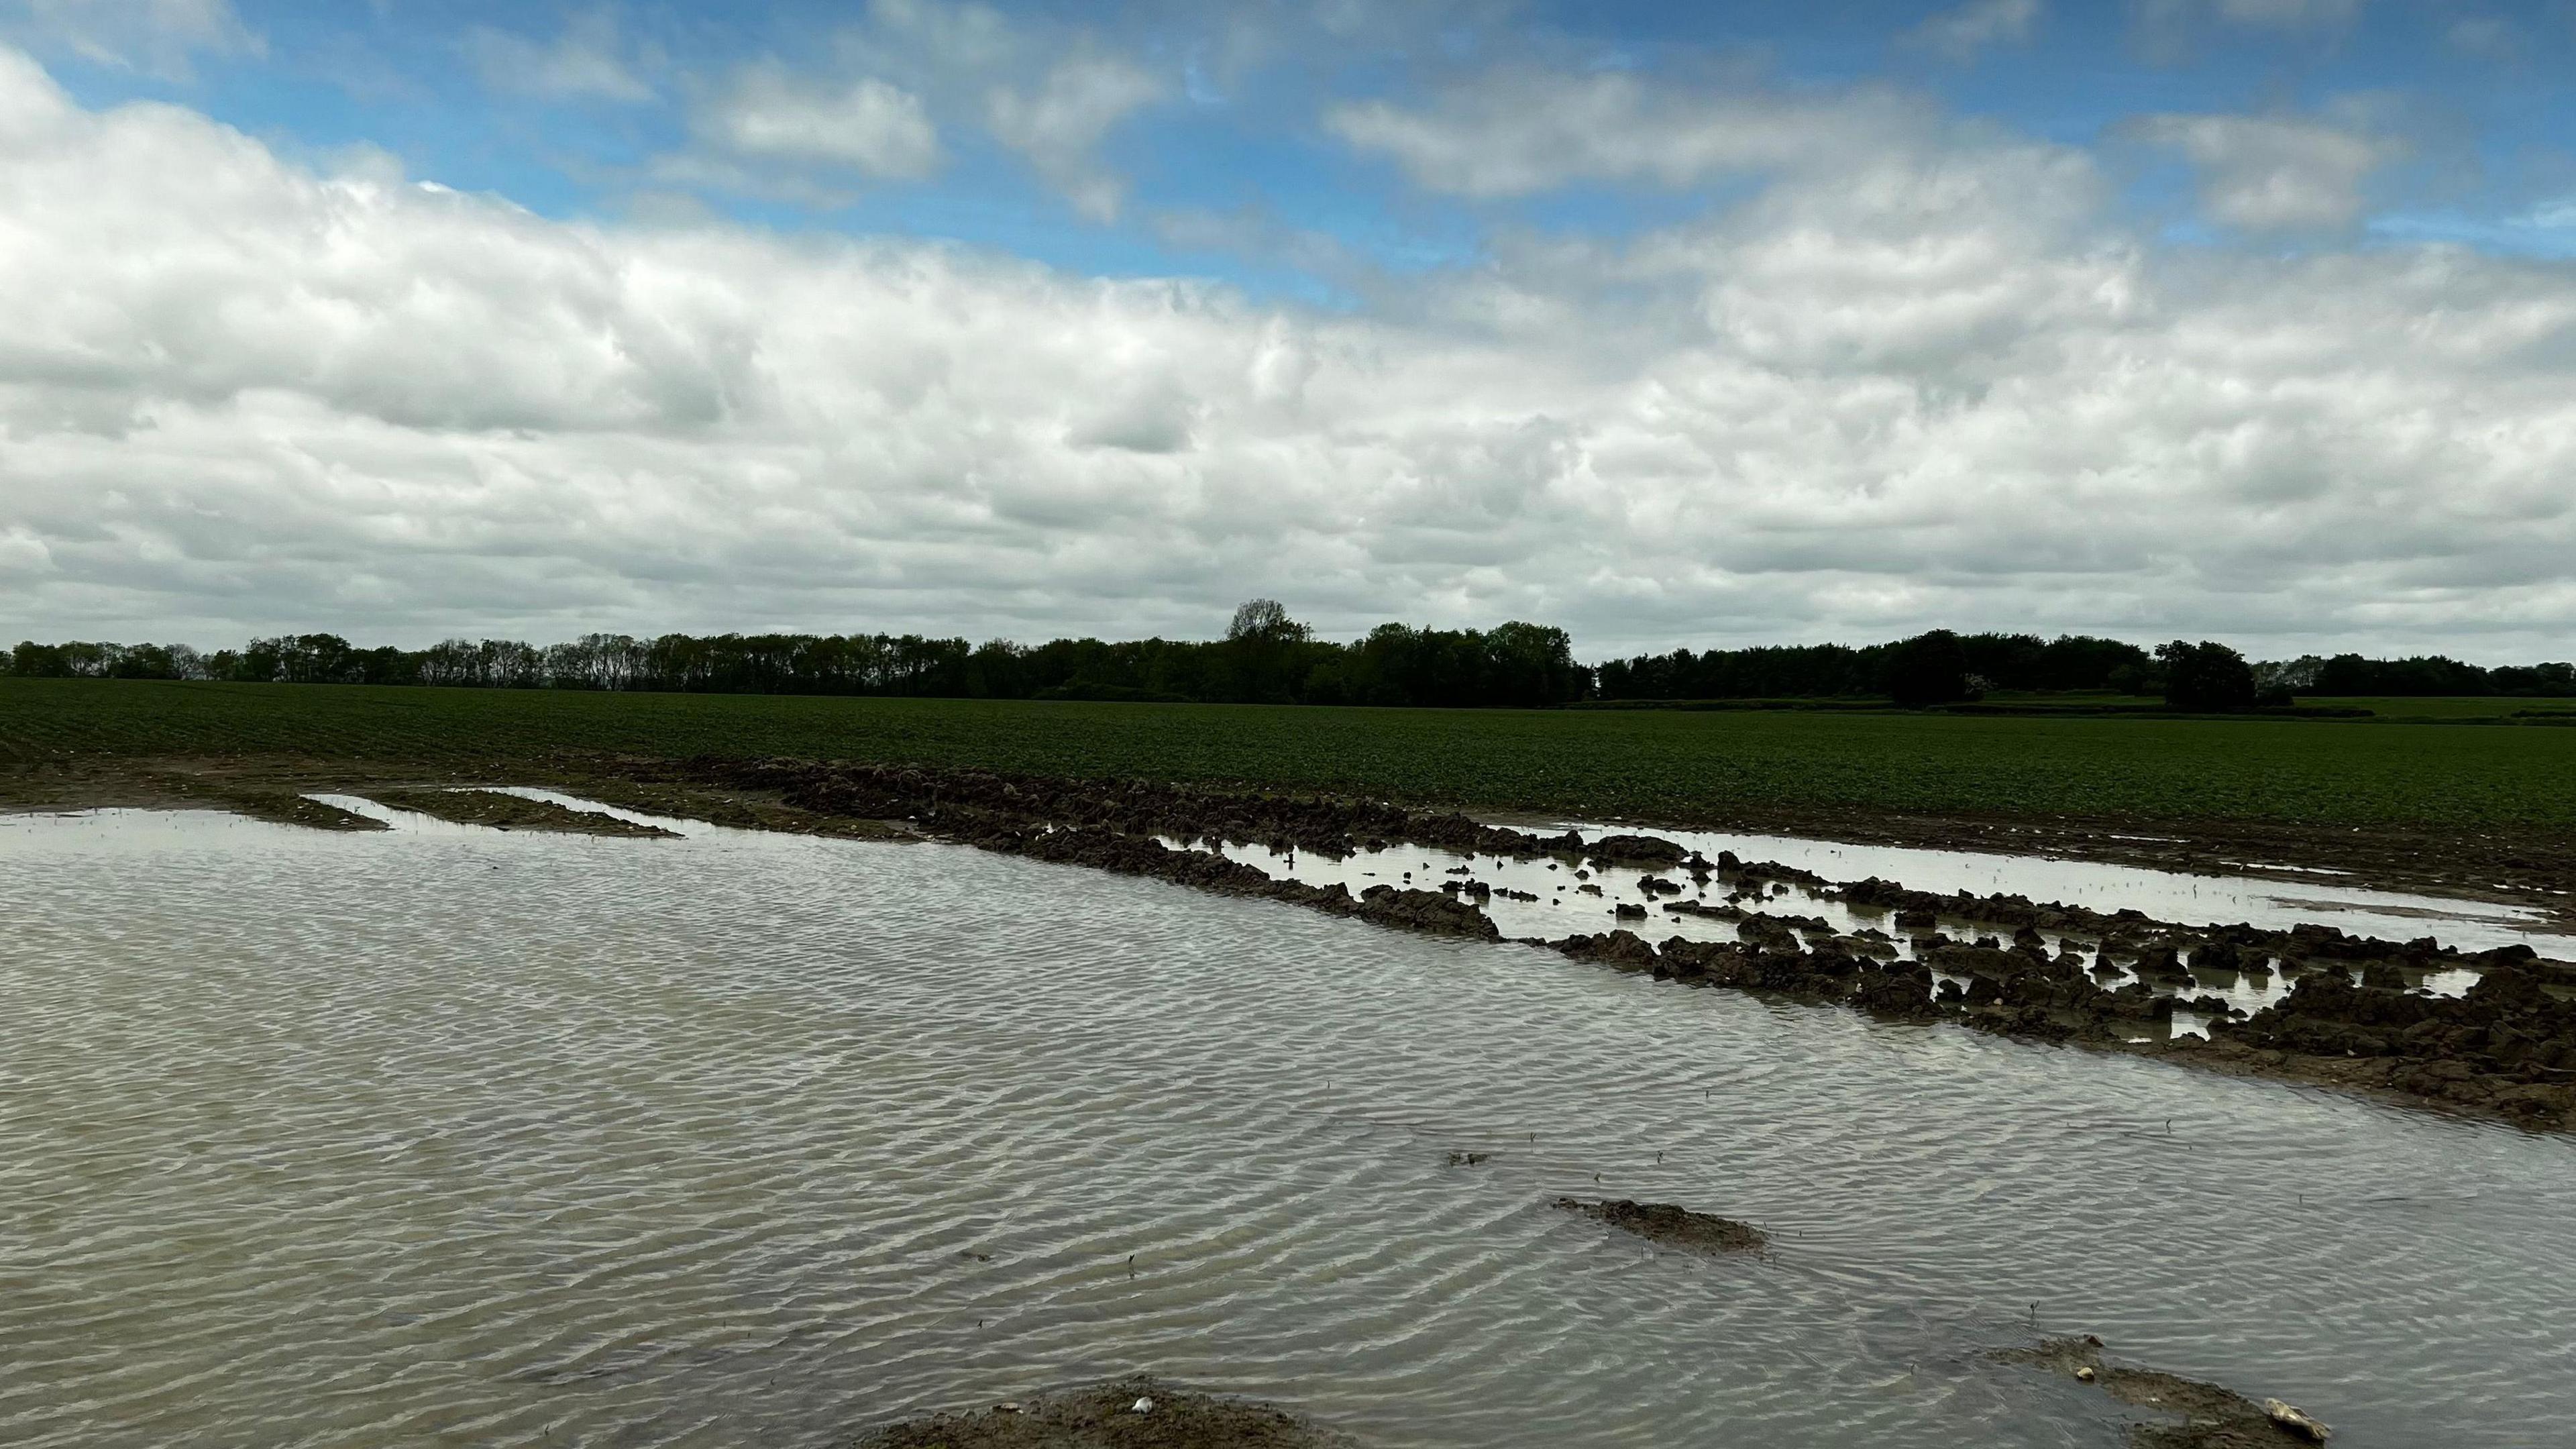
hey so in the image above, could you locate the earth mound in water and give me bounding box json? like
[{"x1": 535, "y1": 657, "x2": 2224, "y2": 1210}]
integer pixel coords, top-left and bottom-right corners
[
  {"x1": 1556, "y1": 1197, "x2": 1768, "y2": 1253},
  {"x1": 1992, "y1": 1336, "x2": 2331, "y2": 1447},
  {"x1": 855, "y1": 1376, "x2": 1363, "y2": 1448},
  {"x1": 364, "y1": 788, "x2": 680, "y2": 838}
]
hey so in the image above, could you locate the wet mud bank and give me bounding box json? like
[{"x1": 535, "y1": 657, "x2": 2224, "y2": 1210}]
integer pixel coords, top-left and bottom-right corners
[
  {"x1": 689, "y1": 758, "x2": 2576, "y2": 1132},
  {"x1": 1994, "y1": 1337, "x2": 2332, "y2": 1447},
  {"x1": 364, "y1": 788, "x2": 682, "y2": 837},
  {"x1": 855, "y1": 1377, "x2": 1364, "y2": 1448},
  {"x1": 1567, "y1": 802, "x2": 2576, "y2": 934},
  {"x1": 0, "y1": 761, "x2": 390, "y2": 833}
]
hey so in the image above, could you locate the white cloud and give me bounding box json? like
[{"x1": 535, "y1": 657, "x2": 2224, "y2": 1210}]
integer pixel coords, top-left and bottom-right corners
[
  {"x1": 2210, "y1": 0, "x2": 2361, "y2": 27},
  {"x1": 657, "y1": 7, "x2": 1160, "y2": 217},
  {"x1": 2129, "y1": 0, "x2": 2362, "y2": 60},
  {"x1": 693, "y1": 64, "x2": 942, "y2": 179},
  {"x1": 2130, "y1": 112, "x2": 2396, "y2": 231},
  {"x1": 5, "y1": 47, "x2": 2576, "y2": 659},
  {"x1": 465, "y1": 9, "x2": 654, "y2": 104},
  {"x1": 1907, "y1": 0, "x2": 2043, "y2": 59},
  {"x1": 985, "y1": 52, "x2": 1164, "y2": 221},
  {"x1": 0, "y1": 523, "x2": 54, "y2": 578},
  {"x1": 2443, "y1": 15, "x2": 2520, "y2": 58},
  {"x1": 5, "y1": 0, "x2": 256, "y2": 78},
  {"x1": 1326, "y1": 69, "x2": 1925, "y2": 199}
]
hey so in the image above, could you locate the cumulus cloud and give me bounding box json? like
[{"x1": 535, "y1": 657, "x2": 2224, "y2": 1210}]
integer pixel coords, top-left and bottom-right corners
[
  {"x1": 985, "y1": 52, "x2": 1165, "y2": 221},
  {"x1": 687, "y1": 62, "x2": 942, "y2": 180},
  {"x1": 1326, "y1": 69, "x2": 1925, "y2": 199},
  {"x1": 657, "y1": 6, "x2": 1161, "y2": 220},
  {"x1": 2440, "y1": 14, "x2": 2524, "y2": 61},
  {"x1": 2129, "y1": 0, "x2": 2362, "y2": 60},
  {"x1": 4, "y1": 0, "x2": 256, "y2": 78},
  {"x1": 2206, "y1": 0, "x2": 2361, "y2": 27},
  {"x1": 465, "y1": 9, "x2": 654, "y2": 104},
  {"x1": 4, "y1": 47, "x2": 2576, "y2": 659},
  {"x1": 2130, "y1": 111, "x2": 2396, "y2": 231},
  {"x1": 1907, "y1": 0, "x2": 2044, "y2": 59}
]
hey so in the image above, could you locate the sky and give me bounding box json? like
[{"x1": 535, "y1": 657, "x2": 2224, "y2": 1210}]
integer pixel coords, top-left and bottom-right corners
[{"x1": 1, "y1": 0, "x2": 2574, "y2": 660}]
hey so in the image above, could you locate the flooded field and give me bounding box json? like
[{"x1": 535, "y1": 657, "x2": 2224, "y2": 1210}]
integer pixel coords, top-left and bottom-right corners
[
  {"x1": 1177, "y1": 821, "x2": 2574, "y2": 1033},
  {"x1": 1526, "y1": 820, "x2": 2576, "y2": 958},
  {"x1": 7, "y1": 801, "x2": 2576, "y2": 1447}
]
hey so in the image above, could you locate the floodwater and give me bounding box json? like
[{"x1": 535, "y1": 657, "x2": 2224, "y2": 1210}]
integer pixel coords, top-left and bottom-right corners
[
  {"x1": 1184, "y1": 820, "x2": 2576, "y2": 964},
  {"x1": 1529, "y1": 819, "x2": 2576, "y2": 959},
  {"x1": 1178, "y1": 825, "x2": 2565, "y2": 1032},
  {"x1": 6, "y1": 800, "x2": 2576, "y2": 1448}
]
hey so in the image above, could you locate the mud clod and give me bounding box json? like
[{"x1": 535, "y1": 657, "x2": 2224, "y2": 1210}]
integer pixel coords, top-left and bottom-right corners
[
  {"x1": 856, "y1": 1376, "x2": 1363, "y2": 1448},
  {"x1": 1587, "y1": 834, "x2": 1687, "y2": 867},
  {"x1": 1556, "y1": 1197, "x2": 1767, "y2": 1254}
]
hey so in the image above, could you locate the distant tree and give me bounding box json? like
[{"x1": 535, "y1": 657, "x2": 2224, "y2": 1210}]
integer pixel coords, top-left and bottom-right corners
[
  {"x1": 2312, "y1": 652, "x2": 2496, "y2": 697},
  {"x1": 2157, "y1": 640, "x2": 2257, "y2": 710},
  {"x1": 9, "y1": 641, "x2": 68, "y2": 677},
  {"x1": 1222, "y1": 598, "x2": 1313, "y2": 702},
  {"x1": 1482, "y1": 621, "x2": 1586, "y2": 706},
  {"x1": 57, "y1": 641, "x2": 116, "y2": 677},
  {"x1": 1226, "y1": 599, "x2": 1304, "y2": 643},
  {"x1": 1885, "y1": 631, "x2": 1976, "y2": 706},
  {"x1": 2489, "y1": 661, "x2": 2576, "y2": 696},
  {"x1": 2257, "y1": 655, "x2": 2323, "y2": 694},
  {"x1": 2105, "y1": 660, "x2": 2160, "y2": 697}
]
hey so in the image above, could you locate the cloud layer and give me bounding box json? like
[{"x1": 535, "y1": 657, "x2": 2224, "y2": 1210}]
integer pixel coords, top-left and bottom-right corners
[
  {"x1": 2131, "y1": 111, "x2": 2396, "y2": 231},
  {"x1": 3, "y1": 47, "x2": 2575, "y2": 659}
]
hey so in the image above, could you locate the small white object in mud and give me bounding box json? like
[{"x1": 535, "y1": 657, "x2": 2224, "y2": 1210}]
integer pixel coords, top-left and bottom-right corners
[
  {"x1": 2264, "y1": 1399, "x2": 2330, "y2": 1442},
  {"x1": 1131, "y1": 1397, "x2": 1155, "y2": 1414},
  {"x1": 2074, "y1": 1366, "x2": 2096, "y2": 1383}
]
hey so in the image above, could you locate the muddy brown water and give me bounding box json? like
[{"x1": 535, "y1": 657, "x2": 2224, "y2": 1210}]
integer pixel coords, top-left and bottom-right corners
[{"x1": 6, "y1": 800, "x2": 2576, "y2": 1447}]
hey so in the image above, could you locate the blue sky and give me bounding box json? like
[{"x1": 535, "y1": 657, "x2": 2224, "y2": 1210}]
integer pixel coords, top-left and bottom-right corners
[
  {"x1": 30, "y1": 1, "x2": 2576, "y2": 288},
  {"x1": 3, "y1": 1, "x2": 2575, "y2": 657}
]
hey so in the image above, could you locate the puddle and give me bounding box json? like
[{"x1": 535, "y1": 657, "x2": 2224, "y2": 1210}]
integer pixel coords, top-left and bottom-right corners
[
  {"x1": 1524, "y1": 821, "x2": 2576, "y2": 959},
  {"x1": 1171, "y1": 830, "x2": 2539, "y2": 1034},
  {"x1": 3, "y1": 805, "x2": 2574, "y2": 1447}
]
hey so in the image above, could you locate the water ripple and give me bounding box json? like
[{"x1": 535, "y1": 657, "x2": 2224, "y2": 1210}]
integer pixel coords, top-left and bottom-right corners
[{"x1": 3, "y1": 806, "x2": 2575, "y2": 1448}]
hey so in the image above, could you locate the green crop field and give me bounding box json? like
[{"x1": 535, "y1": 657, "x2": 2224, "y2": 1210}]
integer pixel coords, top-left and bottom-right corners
[
  {"x1": 2302, "y1": 696, "x2": 2576, "y2": 722},
  {"x1": 7, "y1": 677, "x2": 2576, "y2": 833}
]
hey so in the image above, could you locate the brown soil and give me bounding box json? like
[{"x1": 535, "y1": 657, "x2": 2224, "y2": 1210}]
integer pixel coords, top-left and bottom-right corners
[
  {"x1": 1556, "y1": 1197, "x2": 1767, "y2": 1254},
  {"x1": 1993, "y1": 1337, "x2": 2328, "y2": 1447},
  {"x1": 541, "y1": 775, "x2": 920, "y2": 841},
  {"x1": 853, "y1": 1377, "x2": 1362, "y2": 1448},
  {"x1": 0, "y1": 757, "x2": 920, "y2": 843},
  {"x1": 207, "y1": 788, "x2": 386, "y2": 831},
  {"x1": 1495, "y1": 800, "x2": 2576, "y2": 934},
  {"x1": 362, "y1": 788, "x2": 681, "y2": 837},
  {"x1": 0, "y1": 761, "x2": 386, "y2": 831}
]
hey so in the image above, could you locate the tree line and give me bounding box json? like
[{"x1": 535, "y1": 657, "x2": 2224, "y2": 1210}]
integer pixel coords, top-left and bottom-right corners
[
  {"x1": 1595, "y1": 633, "x2": 2576, "y2": 704},
  {"x1": 0, "y1": 602, "x2": 1589, "y2": 709},
  {"x1": 7, "y1": 608, "x2": 2569, "y2": 708},
  {"x1": 1595, "y1": 631, "x2": 2163, "y2": 703}
]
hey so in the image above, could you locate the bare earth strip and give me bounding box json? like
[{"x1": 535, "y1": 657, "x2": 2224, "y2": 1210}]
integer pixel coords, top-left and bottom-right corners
[
  {"x1": 855, "y1": 1377, "x2": 1364, "y2": 1448},
  {"x1": 360, "y1": 788, "x2": 682, "y2": 837}
]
